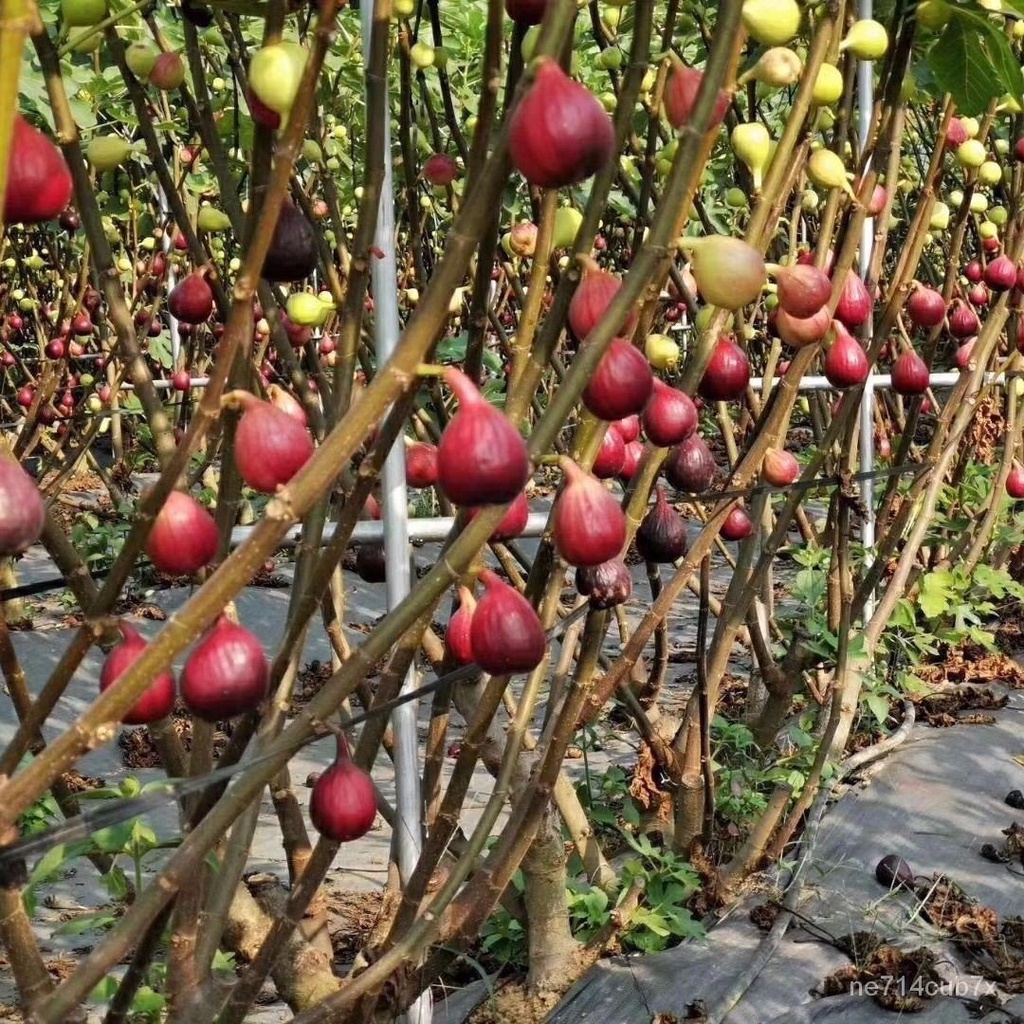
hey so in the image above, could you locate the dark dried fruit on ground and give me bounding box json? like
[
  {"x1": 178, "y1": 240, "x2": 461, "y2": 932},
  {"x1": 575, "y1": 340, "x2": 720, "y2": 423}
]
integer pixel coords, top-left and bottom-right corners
[
  {"x1": 875, "y1": 853, "x2": 914, "y2": 889},
  {"x1": 1006, "y1": 790, "x2": 1024, "y2": 810},
  {"x1": 980, "y1": 842, "x2": 1010, "y2": 864},
  {"x1": 822, "y1": 945, "x2": 940, "y2": 1012}
]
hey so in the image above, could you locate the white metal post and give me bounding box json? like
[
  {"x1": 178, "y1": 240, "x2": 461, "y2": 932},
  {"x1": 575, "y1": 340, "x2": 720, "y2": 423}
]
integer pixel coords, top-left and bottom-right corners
[
  {"x1": 359, "y1": 6, "x2": 430, "y2": 1023},
  {"x1": 857, "y1": 0, "x2": 876, "y2": 618}
]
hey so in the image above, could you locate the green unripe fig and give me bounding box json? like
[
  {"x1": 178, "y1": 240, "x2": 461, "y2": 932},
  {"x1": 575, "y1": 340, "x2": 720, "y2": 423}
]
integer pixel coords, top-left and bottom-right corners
[
  {"x1": 979, "y1": 220, "x2": 999, "y2": 240},
  {"x1": 1014, "y1": 18, "x2": 1024, "y2": 38},
  {"x1": 116, "y1": 256, "x2": 132, "y2": 273},
  {"x1": 552, "y1": 206, "x2": 583, "y2": 249},
  {"x1": 410, "y1": 42, "x2": 435, "y2": 68},
  {"x1": 61, "y1": 0, "x2": 106, "y2": 26},
  {"x1": 725, "y1": 187, "x2": 748, "y2": 209},
  {"x1": 287, "y1": 291, "x2": 329, "y2": 327},
  {"x1": 433, "y1": 46, "x2": 449, "y2": 69},
  {"x1": 807, "y1": 148, "x2": 854, "y2": 197},
  {"x1": 645, "y1": 333, "x2": 680, "y2": 371},
  {"x1": 302, "y1": 139, "x2": 324, "y2": 164},
  {"x1": 393, "y1": 0, "x2": 415, "y2": 15},
  {"x1": 969, "y1": 192, "x2": 988, "y2": 214},
  {"x1": 960, "y1": 116, "x2": 979, "y2": 138},
  {"x1": 948, "y1": 189, "x2": 964, "y2": 207},
  {"x1": 71, "y1": 29, "x2": 102, "y2": 53},
  {"x1": 995, "y1": 138, "x2": 1011, "y2": 155},
  {"x1": 87, "y1": 136, "x2": 135, "y2": 172},
  {"x1": 812, "y1": 63, "x2": 844, "y2": 105},
  {"x1": 839, "y1": 19, "x2": 888, "y2": 59},
  {"x1": 125, "y1": 42, "x2": 158, "y2": 78},
  {"x1": 596, "y1": 47, "x2": 623, "y2": 70},
  {"x1": 249, "y1": 43, "x2": 304, "y2": 115},
  {"x1": 599, "y1": 92, "x2": 617, "y2": 113},
  {"x1": 955, "y1": 139, "x2": 986, "y2": 168},
  {"x1": 197, "y1": 206, "x2": 232, "y2": 232},
  {"x1": 989, "y1": 205, "x2": 1008, "y2": 226},
  {"x1": 731, "y1": 122, "x2": 771, "y2": 191},
  {"x1": 928, "y1": 202, "x2": 949, "y2": 231},
  {"x1": 978, "y1": 160, "x2": 1001, "y2": 185},
  {"x1": 916, "y1": 0, "x2": 950, "y2": 29},
  {"x1": 801, "y1": 188, "x2": 819, "y2": 211},
  {"x1": 741, "y1": 0, "x2": 801, "y2": 45}
]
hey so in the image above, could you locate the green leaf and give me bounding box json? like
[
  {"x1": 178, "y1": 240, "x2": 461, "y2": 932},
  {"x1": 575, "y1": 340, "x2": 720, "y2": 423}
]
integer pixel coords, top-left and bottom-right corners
[
  {"x1": 919, "y1": 572, "x2": 953, "y2": 620},
  {"x1": 928, "y1": 19, "x2": 1004, "y2": 115},
  {"x1": 131, "y1": 987, "x2": 165, "y2": 1014},
  {"x1": 864, "y1": 692, "x2": 891, "y2": 727}
]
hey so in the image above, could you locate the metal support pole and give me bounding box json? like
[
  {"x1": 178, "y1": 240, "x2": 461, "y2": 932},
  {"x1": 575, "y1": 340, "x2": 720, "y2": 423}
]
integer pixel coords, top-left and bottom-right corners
[
  {"x1": 857, "y1": 0, "x2": 876, "y2": 618},
  {"x1": 359, "y1": 7, "x2": 429, "y2": 1024}
]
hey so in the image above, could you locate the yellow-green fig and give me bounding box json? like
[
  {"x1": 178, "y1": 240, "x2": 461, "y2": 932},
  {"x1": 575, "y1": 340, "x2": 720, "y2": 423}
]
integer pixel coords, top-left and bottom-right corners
[
  {"x1": 685, "y1": 235, "x2": 767, "y2": 310},
  {"x1": 743, "y1": 46, "x2": 802, "y2": 88},
  {"x1": 87, "y1": 136, "x2": 135, "y2": 172},
  {"x1": 989, "y1": 205, "x2": 1008, "y2": 225},
  {"x1": 197, "y1": 206, "x2": 232, "y2": 232},
  {"x1": 725, "y1": 187, "x2": 748, "y2": 209},
  {"x1": 249, "y1": 43, "x2": 304, "y2": 115},
  {"x1": 807, "y1": 148, "x2": 854, "y2": 197},
  {"x1": 955, "y1": 139, "x2": 986, "y2": 168},
  {"x1": 915, "y1": 0, "x2": 950, "y2": 29},
  {"x1": 741, "y1": 0, "x2": 801, "y2": 45},
  {"x1": 978, "y1": 160, "x2": 1001, "y2": 185},
  {"x1": 61, "y1": 0, "x2": 106, "y2": 26},
  {"x1": 552, "y1": 206, "x2": 583, "y2": 249},
  {"x1": 928, "y1": 201, "x2": 950, "y2": 231},
  {"x1": 969, "y1": 192, "x2": 988, "y2": 214},
  {"x1": 286, "y1": 291, "x2": 329, "y2": 327},
  {"x1": 812, "y1": 63, "x2": 844, "y2": 106},
  {"x1": 839, "y1": 19, "x2": 889, "y2": 59},
  {"x1": 731, "y1": 122, "x2": 771, "y2": 190},
  {"x1": 645, "y1": 333, "x2": 680, "y2": 370},
  {"x1": 410, "y1": 42, "x2": 435, "y2": 68},
  {"x1": 125, "y1": 42, "x2": 158, "y2": 78},
  {"x1": 979, "y1": 220, "x2": 999, "y2": 240},
  {"x1": 960, "y1": 116, "x2": 980, "y2": 138}
]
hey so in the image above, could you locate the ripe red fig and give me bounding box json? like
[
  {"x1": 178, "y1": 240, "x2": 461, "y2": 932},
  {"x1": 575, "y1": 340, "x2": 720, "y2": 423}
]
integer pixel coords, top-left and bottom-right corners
[
  {"x1": 906, "y1": 285, "x2": 946, "y2": 329},
  {"x1": 664, "y1": 433, "x2": 716, "y2": 493},
  {"x1": 964, "y1": 259, "x2": 983, "y2": 284},
  {"x1": 619, "y1": 439, "x2": 644, "y2": 481},
  {"x1": 945, "y1": 118, "x2": 968, "y2": 148},
  {"x1": 984, "y1": 254, "x2": 1017, "y2": 292},
  {"x1": 834, "y1": 271, "x2": 872, "y2": 329},
  {"x1": 642, "y1": 380, "x2": 698, "y2": 447},
  {"x1": 865, "y1": 184, "x2": 889, "y2": 217},
  {"x1": 635, "y1": 486, "x2": 688, "y2": 563},
  {"x1": 823, "y1": 322, "x2": 870, "y2": 389},
  {"x1": 445, "y1": 587, "x2": 476, "y2": 664},
  {"x1": 231, "y1": 390, "x2": 315, "y2": 493},
  {"x1": 1015, "y1": 137, "x2": 1024, "y2": 163},
  {"x1": 354, "y1": 543, "x2": 386, "y2": 583},
  {"x1": 508, "y1": 59, "x2": 615, "y2": 188},
  {"x1": 0, "y1": 456, "x2": 45, "y2": 555},
  {"x1": 575, "y1": 558, "x2": 632, "y2": 609},
  {"x1": 405, "y1": 441, "x2": 439, "y2": 489},
  {"x1": 146, "y1": 490, "x2": 218, "y2": 576},
  {"x1": 171, "y1": 370, "x2": 191, "y2": 392},
  {"x1": 952, "y1": 336, "x2": 975, "y2": 373},
  {"x1": 773, "y1": 263, "x2": 831, "y2": 319},
  {"x1": 263, "y1": 203, "x2": 317, "y2": 282},
  {"x1": 267, "y1": 384, "x2": 308, "y2": 426},
  {"x1": 568, "y1": 257, "x2": 638, "y2": 341},
  {"x1": 615, "y1": 415, "x2": 641, "y2": 443},
  {"x1": 437, "y1": 367, "x2": 530, "y2": 505},
  {"x1": 309, "y1": 734, "x2": 378, "y2": 842},
  {"x1": 762, "y1": 448, "x2": 799, "y2": 487},
  {"x1": 4, "y1": 114, "x2": 73, "y2": 225},
  {"x1": 469, "y1": 569, "x2": 546, "y2": 675},
  {"x1": 168, "y1": 272, "x2": 214, "y2": 324},
  {"x1": 948, "y1": 300, "x2": 979, "y2": 338},
  {"x1": 1007, "y1": 463, "x2": 1024, "y2": 499},
  {"x1": 592, "y1": 425, "x2": 626, "y2": 479},
  {"x1": 552, "y1": 457, "x2": 626, "y2": 567},
  {"x1": 465, "y1": 490, "x2": 530, "y2": 541},
  {"x1": 663, "y1": 59, "x2": 730, "y2": 131},
  {"x1": 776, "y1": 305, "x2": 832, "y2": 348},
  {"x1": 99, "y1": 622, "x2": 176, "y2": 725},
  {"x1": 698, "y1": 336, "x2": 750, "y2": 401},
  {"x1": 422, "y1": 153, "x2": 459, "y2": 186},
  {"x1": 890, "y1": 350, "x2": 929, "y2": 395},
  {"x1": 149, "y1": 51, "x2": 185, "y2": 90},
  {"x1": 721, "y1": 505, "x2": 754, "y2": 541},
  {"x1": 969, "y1": 283, "x2": 990, "y2": 307},
  {"x1": 181, "y1": 615, "x2": 269, "y2": 721},
  {"x1": 582, "y1": 339, "x2": 654, "y2": 420}
]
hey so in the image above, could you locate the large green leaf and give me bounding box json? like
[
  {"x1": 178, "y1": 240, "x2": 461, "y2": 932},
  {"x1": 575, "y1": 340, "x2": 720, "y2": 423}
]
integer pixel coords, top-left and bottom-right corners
[{"x1": 928, "y1": 19, "x2": 1003, "y2": 114}]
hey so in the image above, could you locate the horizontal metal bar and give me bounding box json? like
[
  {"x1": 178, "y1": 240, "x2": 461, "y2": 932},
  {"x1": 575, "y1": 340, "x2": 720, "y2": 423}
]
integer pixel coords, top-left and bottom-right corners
[{"x1": 228, "y1": 511, "x2": 551, "y2": 548}]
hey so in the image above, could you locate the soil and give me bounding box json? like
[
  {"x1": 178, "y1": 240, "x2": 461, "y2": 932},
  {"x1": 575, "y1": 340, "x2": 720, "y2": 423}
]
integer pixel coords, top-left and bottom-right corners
[{"x1": 117, "y1": 708, "x2": 231, "y2": 769}]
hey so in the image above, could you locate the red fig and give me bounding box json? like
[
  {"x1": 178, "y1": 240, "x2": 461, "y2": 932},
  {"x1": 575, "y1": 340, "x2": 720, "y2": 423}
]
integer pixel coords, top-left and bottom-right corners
[
  {"x1": 552, "y1": 457, "x2": 626, "y2": 567},
  {"x1": 99, "y1": 622, "x2": 176, "y2": 725},
  {"x1": 146, "y1": 490, "x2": 218, "y2": 576},
  {"x1": 470, "y1": 569, "x2": 546, "y2": 675}
]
